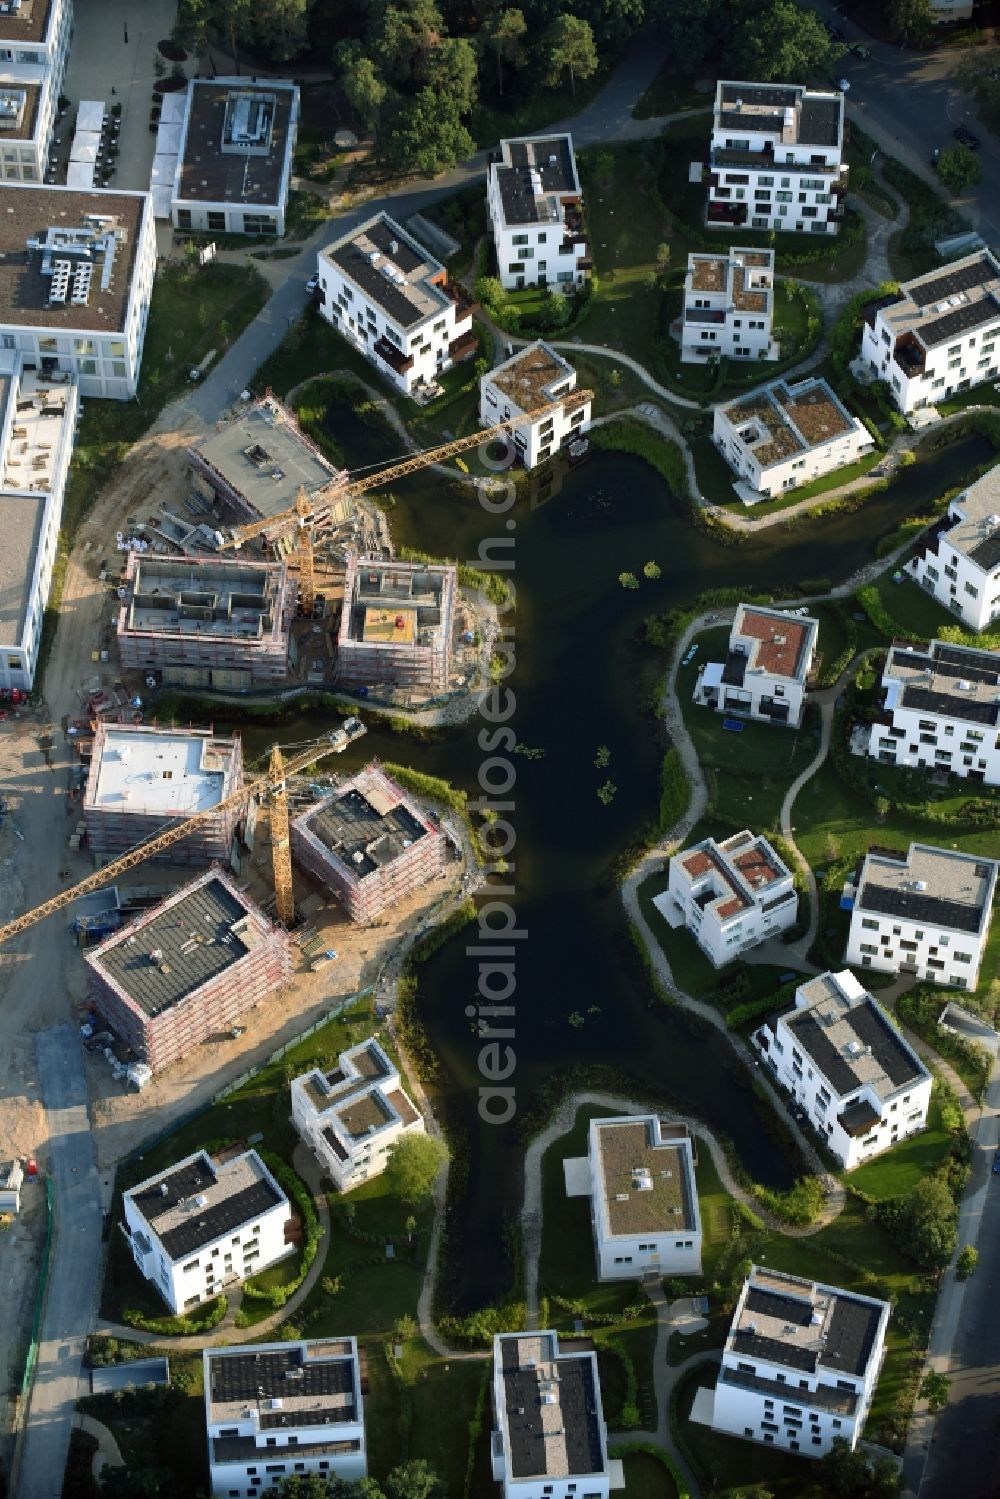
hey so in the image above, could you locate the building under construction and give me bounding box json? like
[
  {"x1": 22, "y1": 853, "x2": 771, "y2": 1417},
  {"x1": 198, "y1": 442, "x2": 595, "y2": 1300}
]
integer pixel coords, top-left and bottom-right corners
[
  {"x1": 85, "y1": 868, "x2": 293, "y2": 1073},
  {"x1": 291, "y1": 763, "x2": 447, "y2": 924},
  {"x1": 116, "y1": 553, "x2": 295, "y2": 690},
  {"x1": 336, "y1": 555, "x2": 456, "y2": 693},
  {"x1": 83, "y1": 723, "x2": 245, "y2": 866},
  {"x1": 187, "y1": 392, "x2": 352, "y2": 537}
]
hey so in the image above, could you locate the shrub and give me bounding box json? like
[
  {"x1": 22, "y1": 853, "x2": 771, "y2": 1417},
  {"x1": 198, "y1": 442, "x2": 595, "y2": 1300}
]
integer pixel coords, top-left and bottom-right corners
[
  {"x1": 957, "y1": 1244, "x2": 979, "y2": 1279},
  {"x1": 122, "y1": 1295, "x2": 227, "y2": 1336},
  {"x1": 658, "y1": 749, "x2": 689, "y2": 834},
  {"x1": 750, "y1": 1175, "x2": 826, "y2": 1227}
]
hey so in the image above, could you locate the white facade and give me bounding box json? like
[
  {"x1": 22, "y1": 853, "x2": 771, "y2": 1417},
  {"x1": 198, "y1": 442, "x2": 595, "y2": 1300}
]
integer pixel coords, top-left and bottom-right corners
[
  {"x1": 713, "y1": 376, "x2": 872, "y2": 501},
  {"x1": 0, "y1": 184, "x2": 155, "y2": 399},
  {"x1": 0, "y1": 0, "x2": 72, "y2": 183},
  {"x1": 0, "y1": 1159, "x2": 23, "y2": 1212},
  {"x1": 122, "y1": 1149, "x2": 293, "y2": 1315},
  {"x1": 905, "y1": 462, "x2": 1000, "y2": 630},
  {"x1": 491, "y1": 1331, "x2": 613, "y2": 1499},
  {"x1": 588, "y1": 1116, "x2": 701, "y2": 1281},
  {"x1": 754, "y1": 969, "x2": 932, "y2": 1170},
  {"x1": 693, "y1": 603, "x2": 818, "y2": 728},
  {"x1": 707, "y1": 82, "x2": 847, "y2": 236},
  {"x1": 204, "y1": 1339, "x2": 366, "y2": 1497},
  {"x1": 867, "y1": 638, "x2": 1000, "y2": 785},
  {"x1": 681, "y1": 247, "x2": 777, "y2": 364},
  {"x1": 486, "y1": 133, "x2": 589, "y2": 292},
  {"x1": 317, "y1": 212, "x2": 477, "y2": 397},
  {"x1": 171, "y1": 78, "x2": 299, "y2": 236},
  {"x1": 711, "y1": 1267, "x2": 889, "y2": 1457},
  {"x1": 0, "y1": 352, "x2": 77, "y2": 691},
  {"x1": 844, "y1": 842, "x2": 998, "y2": 990},
  {"x1": 931, "y1": 0, "x2": 973, "y2": 16},
  {"x1": 479, "y1": 341, "x2": 591, "y2": 467},
  {"x1": 663, "y1": 829, "x2": 797, "y2": 967},
  {"x1": 291, "y1": 1037, "x2": 425, "y2": 1193},
  {"x1": 861, "y1": 251, "x2": 1000, "y2": 415}
]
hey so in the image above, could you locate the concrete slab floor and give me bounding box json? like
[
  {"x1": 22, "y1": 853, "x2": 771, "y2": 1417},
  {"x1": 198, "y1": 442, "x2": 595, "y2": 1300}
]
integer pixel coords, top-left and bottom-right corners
[{"x1": 62, "y1": 0, "x2": 190, "y2": 194}]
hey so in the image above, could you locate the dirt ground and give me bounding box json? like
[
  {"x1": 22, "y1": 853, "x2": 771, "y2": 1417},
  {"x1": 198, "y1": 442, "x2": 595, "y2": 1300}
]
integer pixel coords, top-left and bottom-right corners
[{"x1": 0, "y1": 1186, "x2": 47, "y2": 1467}]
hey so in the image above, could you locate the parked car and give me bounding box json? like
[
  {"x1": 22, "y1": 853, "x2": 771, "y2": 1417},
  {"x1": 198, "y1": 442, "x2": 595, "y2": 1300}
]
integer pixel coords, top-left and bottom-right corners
[
  {"x1": 931, "y1": 148, "x2": 941, "y2": 168},
  {"x1": 849, "y1": 42, "x2": 870, "y2": 59},
  {"x1": 306, "y1": 272, "x2": 320, "y2": 294},
  {"x1": 953, "y1": 125, "x2": 981, "y2": 151},
  {"x1": 993, "y1": 1147, "x2": 1000, "y2": 1175},
  {"x1": 838, "y1": 77, "x2": 851, "y2": 93}
]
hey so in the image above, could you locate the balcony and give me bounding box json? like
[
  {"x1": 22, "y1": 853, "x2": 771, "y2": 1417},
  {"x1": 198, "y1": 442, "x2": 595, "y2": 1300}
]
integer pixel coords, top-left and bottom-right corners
[
  {"x1": 448, "y1": 329, "x2": 479, "y2": 363},
  {"x1": 373, "y1": 337, "x2": 414, "y2": 376},
  {"x1": 445, "y1": 281, "x2": 478, "y2": 320},
  {"x1": 707, "y1": 201, "x2": 748, "y2": 227}
]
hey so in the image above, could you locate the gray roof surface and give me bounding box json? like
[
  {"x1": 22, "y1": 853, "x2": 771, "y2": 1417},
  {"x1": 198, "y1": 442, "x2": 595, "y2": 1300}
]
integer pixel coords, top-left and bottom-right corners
[
  {"x1": 175, "y1": 80, "x2": 296, "y2": 209},
  {"x1": 128, "y1": 1151, "x2": 283, "y2": 1260},
  {"x1": 0, "y1": 487, "x2": 43, "y2": 647},
  {"x1": 90, "y1": 876, "x2": 251, "y2": 1017},
  {"x1": 304, "y1": 785, "x2": 428, "y2": 879},
  {"x1": 190, "y1": 398, "x2": 341, "y2": 520},
  {"x1": 500, "y1": 1335, "x2": 603, "y2": 1479},
  {"x1": 0, "y1": 0, "x2": 53, "y2": 43},
  {"x1": 324, "y1": 214, "x2": 450, "y2": 331}
]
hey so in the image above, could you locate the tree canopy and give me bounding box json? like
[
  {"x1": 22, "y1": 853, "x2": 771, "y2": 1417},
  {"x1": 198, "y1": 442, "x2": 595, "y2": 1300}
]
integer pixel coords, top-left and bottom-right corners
[
  {"x1": 648, "y1": 0, "x2": 838, "y2": 81},
  {"x1": 383, "y1": 1131, "x2": 448, "y2": 1204},
  {"x1": 275, "y1": 1463, "x2": 445, "y2": 1499},
  {"x1": 901, "y1": 1174, "x2": 958, "y2": 1270},
  {"x1": 817, "y1": 1438, "x2": 903, "y2": 1499},
  {"x1": 936, "y1": 143, "x2": 982, "y2": 195}
]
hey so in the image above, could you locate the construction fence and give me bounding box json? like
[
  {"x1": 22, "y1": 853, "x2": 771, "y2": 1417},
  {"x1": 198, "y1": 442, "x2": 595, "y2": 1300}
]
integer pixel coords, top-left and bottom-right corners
[{"x1": 9, "y1": 1176, "x2": 54, "y2": 1495}]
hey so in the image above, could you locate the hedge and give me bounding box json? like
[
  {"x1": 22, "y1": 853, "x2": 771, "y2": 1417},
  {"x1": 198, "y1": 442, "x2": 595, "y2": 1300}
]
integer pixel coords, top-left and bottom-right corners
[
  {"x1": 123, "y1": 1295, "x2": 227, "y2": 1337},
  {"x1": 241, "y1": 1152, "x2": 321, "y2": 1309},
  {"x1": 658, "y1": 748, "x2": 690, "y2": 835}
]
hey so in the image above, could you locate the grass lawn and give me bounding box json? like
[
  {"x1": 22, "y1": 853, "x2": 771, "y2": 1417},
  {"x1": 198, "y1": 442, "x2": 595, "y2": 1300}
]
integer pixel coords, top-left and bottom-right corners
[
  {"x1": 841, "y1": 1091, "x2": 954, "y2": 1199},
  {"x1": 79, "y1": 1353, "x2": 207, "y2": 1495},
  {"x1": 715, "y1": 450, "x2": 886, "y2": 520},
  {"x1": 674, "y1": 1362, "x2": 815, "y2": 1497},
  {"x1": 689, "y1": 432, "x2": 738, "y2": 505},
  {"x1": 872, "y1": 573, "x2": 960, "y2": 643},
  {"x1": 618, "y1": 1448, "x2": 681, "y2": 1498},
  {"x1": 633, "y1": 64, "x2": 713, "y2": 120}
]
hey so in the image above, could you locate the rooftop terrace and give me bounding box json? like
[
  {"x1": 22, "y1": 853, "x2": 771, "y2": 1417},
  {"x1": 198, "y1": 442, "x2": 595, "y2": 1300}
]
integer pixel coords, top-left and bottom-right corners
[
  {"x1": 487, "y1": 340, "x2": 577, "y2": 414},
  {"x1": 593, "y1": 1118, "x2": 696, "y2": 1236},
  {"x1": 724, "y1": 377, "x2": 855, "y2": 469}
]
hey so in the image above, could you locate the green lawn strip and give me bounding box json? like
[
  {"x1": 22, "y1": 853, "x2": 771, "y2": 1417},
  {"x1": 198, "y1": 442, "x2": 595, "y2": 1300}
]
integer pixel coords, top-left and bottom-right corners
[
  {"x1": 633, "y1": 64, "x2": 712, "y2": 120},
  {"x1": 881, "y1": 155, "x2": 971, "y2": 282},
  {"x1": 841, "y1": 1090, "x2": 954, "y2": 1199},
  {"x1": 937, "y1": 382, "x2": 1000, "y2": 416},
  {"x1": 672, "y1": 1359, "x2": 821, "y2": 1497},
  {"x1": 615, "y1": 1446, "x2": 683, "y2": 1498},
  {"x1": 895, "y1": 989, "x2": 993, "y2": 1101},
  {"x1": 714, "y1": 449, "x2": 887, "y2": 521},
  {"x1": 78, "y1": 1352, "x2": 206, "y2": 1494},
  {"x1": 689, "y1": 432, "x2": 739, "y2": 506}
]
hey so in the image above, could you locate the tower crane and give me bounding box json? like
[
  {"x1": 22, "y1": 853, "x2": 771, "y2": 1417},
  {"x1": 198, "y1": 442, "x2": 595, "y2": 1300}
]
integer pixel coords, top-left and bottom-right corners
[
  {"x1": 0, "y1": 721, "x2": 368, "y2": 948},
  {"x1": 219, "y1": 390, "x2": 593, "y2": 612}
]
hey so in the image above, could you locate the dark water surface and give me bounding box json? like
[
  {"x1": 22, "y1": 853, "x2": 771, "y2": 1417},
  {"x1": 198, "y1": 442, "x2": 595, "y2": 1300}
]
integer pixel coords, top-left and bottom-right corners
[{"x1": 236, "y1": 426, "x2": 991, "y2": 1312}]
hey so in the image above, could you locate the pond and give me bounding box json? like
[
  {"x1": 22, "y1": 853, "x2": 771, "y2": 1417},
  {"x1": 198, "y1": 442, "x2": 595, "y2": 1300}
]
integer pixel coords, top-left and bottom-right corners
[{"x1": 231, "y1": 417, "x2": 993, "y2": 1313}]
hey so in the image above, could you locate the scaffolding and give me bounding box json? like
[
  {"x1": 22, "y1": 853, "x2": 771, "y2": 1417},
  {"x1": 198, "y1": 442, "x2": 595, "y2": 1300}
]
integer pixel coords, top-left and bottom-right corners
[{"x1": 335, "y1": 555, "x2": 456, "y2": 693}]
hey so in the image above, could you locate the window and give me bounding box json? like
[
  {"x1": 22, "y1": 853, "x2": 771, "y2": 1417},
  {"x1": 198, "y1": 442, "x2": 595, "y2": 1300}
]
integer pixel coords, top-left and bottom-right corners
[
  {"x1": 512, "y1": 234, "x2": 529, "y2": 246},
  {"x1": 207, "y1": 212, "x2": 227, "y2": 232}
]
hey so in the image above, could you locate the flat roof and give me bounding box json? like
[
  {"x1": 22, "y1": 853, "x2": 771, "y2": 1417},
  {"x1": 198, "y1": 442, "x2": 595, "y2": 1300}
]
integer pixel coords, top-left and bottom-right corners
[
  {"x1": 87, "y1": 870, "x2": 270, "y2": 1019},
  {"x1": 592, "y1": 1117, "x2": 697, "y2": 1236},
  {"x1": 363, "y1": 605, "x2": 416, "y2": 645},
  {"x1": 0, "y1": 490, "x2": 42, "y2": 647},
  {"x1": 322, "y1": 212, "x2": 452, "y2": 331},
  {"x1": 884, "y1": 639, "x2": 1000, "y2": 727},
  {"x1": 342, "y1": 555, "x2": 453, "y2": 652},
  {"x1": 490, "y1": 134, "x2": 580, "y2": 228},
  {"x1": 175, "y1": 78, "x2": 297, "y2": 209},
  {"x1": 189, "y1": 395, "x2": 343, "y2": 521},
  {"x1": 941, "y1": 462, "x2": 1000, "y2": 571},
  {"x1": 856, "y1": 842, "x2": 998, "y2": 936},
  {"x1": 0, "y1": 82, "x2": 40, "y2": 145},
  {"x1": 676, "y1": 830, "x2": 791, "y2": 923},
  {"x1": 780, "y1": 969, "x2": 928, "y2": 1101},
  {"x1": 296, "y1": 1037, "x2": 420, "y2": 1147},
  {"x1": 207, "y1": 1340, "x2": 358, "y2": 1428},
  {"x1": 122, "y1": 554, "x2": 287, "y2": 647},
  {"x1": 729, "y1": 604, "x2": 817, "y2": 683},
  {"x1": 127, "y1": 1148, "x2": 284, "y2": 1261},
  {"x1": 0, "y1": 185, "x2": 146, "y2": 332},
  {"x1": 487, "y1": 340, "x2": 579, "y2": 415},
  {"x1": 686, "y1": 247, "x2": 773, "y2": 313},
  {"x1": 730, "y1": 1267, "x2": 886, "y2": 1380},
  {"x1": 499, "y1": 1333, "x2": 604, "y2": 1480},
  {"x1": 85, "y1": 724, "x2": 239, "y2": 818},
  {"x1": 875, "y1": 250, "x2": 1000, "y2": 354},
  {"x1": 0, "y1": 0, "x2": 54, "y2": 44},
  {"x1": 722, "y1": 377, "x2": 857, "y2": 470},
  {"x1": 302, "y1": 782, "x2": 429, "y2": 879},
  {"x1": 714, "y1": 82, "x2": 843, "y2": 149}
]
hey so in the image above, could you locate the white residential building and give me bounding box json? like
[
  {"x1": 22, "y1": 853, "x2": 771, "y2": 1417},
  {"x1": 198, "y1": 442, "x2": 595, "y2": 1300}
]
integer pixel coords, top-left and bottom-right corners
[
  {"x1": 203, "y1": 1338, "x2": 366, "y2": 1497},
  {"x1": 0, "y1": 0, "x2": 72, "y2": 184},
  {"x1": 0, "y1": 183, "x2": 155, "y2": 399},
  {"x1": 491, "y1": 1331, "x2": 615, "y2": 1499},
  {"x1": 710, "y1": 1266, "x2": 890, "y2": 1456},
  {"x1": 0, "y1": 351, "x2": 77, "y2": 692},
  {"x1": 707, "y1": 82, "x2": 848, "y2": 236},
  {"x1": 317, "y1": 212, "x2": 477, "y2": 397},
  {"x1": 588, "y1": 1115, "x2": 701, "y2": 1280},
  {"x1": 291, "y1": 1037, "x2": 425, "y2": 1193},
  {"x1": 0, "y1": 1158, "x2": 23, "y2": 1212},
  {"x1": 166, "y1": 78, "x2": 299, "y2": 235},
  {"x1": 905, "y1": 462, "x2": 1000, "y2": 630},
  {"x1": 486, "y1": 133, "x2": 589, "y2": 292},
  {"x1": 122, "y1": 1149, "x2": 293, "y2": 1316},
  {"x1": 662, "y1": 829, "x2": 798, "y2": 967},
  {"x1": 693, "y1": 603, "x2": 818, "y2": 728},
  {"x1": 753, "y1": 969, "x2": 932, "y2": 1170},
  {"x1": 479, "y1": 341, "x2": 591, "y2": 467},
  {"x1": 931, "y1": 0, "x2": 973, "y2": 17},
  {"x1": 860, "y1": 251, "x2": 1000, "y2": 414},
  {"x1": 713, "y1": 376, "x2": 873, "y2": 502},
  {"x1": 867, "y1": 638, "x2": 1000, "y2": 784},
  {"x1": 844, "y1": 842, "x2": 998, "y2": 989},
  {"x1": 681, "y1": 247, "x2": 777, "y2": 364}
]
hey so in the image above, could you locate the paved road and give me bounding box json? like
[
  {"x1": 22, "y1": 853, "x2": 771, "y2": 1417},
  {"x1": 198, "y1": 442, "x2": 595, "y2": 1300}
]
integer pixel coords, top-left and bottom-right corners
[
  {"x1": 17, "y1": 1027, "x2": 103, "y2": 1499},
  {"x1": 176, "y1": 30, "x2": 669, "y2": 426},
  {"x1": 905, "y1": 1062, "x2": 1000, "y2": 1499}
]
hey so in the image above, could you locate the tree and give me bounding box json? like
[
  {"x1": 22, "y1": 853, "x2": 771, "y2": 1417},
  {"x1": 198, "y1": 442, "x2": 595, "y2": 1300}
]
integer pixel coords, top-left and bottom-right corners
[
  {"x1": 276, "y1": 1476, "x2": 338, "y2": 1499},
  {"x1": 643, "y1": 560, "x2": 661, "y2": 578},
  {"x1": 383, "y1": 1131, "x2": 448, "y2": 1204},
  {"x1": 648, "y1": 0, "x2": 726, "y2": 73},
  {"x1": 887, "y1": 0, "x2": 934, "y2": 45},
  {"x1": 543, "y1": 288, "x2": 570, "y2": 328},
  {"x1": 727, "y1": 0, "x2": 835, "y2": 84},
  {"x1": 423, "y1": 35, "x2": 478, "y2": 114},
  {"x1": 484, "y1": 7, "x2": 526, "y2": 96},
  {"x1": 818, "y1": 1437, "x2": 902, "y2": 1499},
  {"x1": 901, "y1": 1174, "x2": 958, "y2": 1270},
  {"x1": 921, "y1": 1369, "x2": 950, "y2": 1412},
  {"x1": 374, "y1": 0, "x2": 447, "y2": 87},
  {"x1": 382, "y1": 89, "x2": 475, "y2": 175},
  {"x1": 545, "y1": 15, "x2": 598, "y2": 100},
  {"x1": 957, "y1": 47, "x2": 1000, "y2": 128},
  {"x1": 936, "y1": 143, "x2": 982, "y2": 195},
  {"x1": 384, "y1": 1460, "x2": 445, "y2": 1499},
  {"x1": 337, "y1": 41, "x2": 388, "y2": 130},
  {"x1": 251, "y1": 0, "x2": 312, "y2": 60},
  {"x1": 619, "y1": 571, "x2": 639, "y2": 588},
  {"x1": 957, "y1": 1243, "x2": 979, "y2": 1279},
  {"x1": 655, "y1": 242, "x2": 671, "y2": 279}
]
